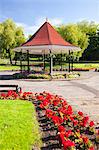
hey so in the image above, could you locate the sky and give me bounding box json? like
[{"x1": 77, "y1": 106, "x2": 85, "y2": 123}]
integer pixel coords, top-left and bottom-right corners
[{"x1": 0, "y1": 0, "x2": 99, "y2": 37}]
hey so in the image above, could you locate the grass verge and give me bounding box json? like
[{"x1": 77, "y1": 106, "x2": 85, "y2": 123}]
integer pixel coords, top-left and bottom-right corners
[
  {"x1": 0, "y1": 65, "x2": 20, "y2": 71},
  {"x1": 0, "y1": 100, "x2": 42, "y2": 150}
]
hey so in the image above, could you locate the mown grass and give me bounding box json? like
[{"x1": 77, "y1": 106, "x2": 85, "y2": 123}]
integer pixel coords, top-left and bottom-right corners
[
  {"x1": 0, "y1": 58, "x2": 10, "y2": 65},
  {"x1": 0, "y1": 57, "x2": 99, "y2": 71},
  {"x1": 0, "y1": 100, "x2": 42, "y2": 150},
  {"x1": 0, "y1": 65, "x2": 20, "y2": 71},
  {"x1": 73, "y1": 63, "x2": 99, "y2": 69}
]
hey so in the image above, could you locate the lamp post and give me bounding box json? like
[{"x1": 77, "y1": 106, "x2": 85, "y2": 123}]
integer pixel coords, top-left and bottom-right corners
[
  {"x1": 27, "y1": 50, "x2": 30, "y2": 73},
  {"x1": 49, "y1": 50, "x2": 53, "y2": 77},
  {"x1": 68, "y1": 50, "x2": 71, "y2": 72},
  {"x1": 20, "y1": 49, "x2": 22, "y2": 73},
  {"x1": 71, "y1": 51, "x2": 73, "y2": 71},
  {"x1": 43, "y1": 52, "x2": 46, "y2": 72}
]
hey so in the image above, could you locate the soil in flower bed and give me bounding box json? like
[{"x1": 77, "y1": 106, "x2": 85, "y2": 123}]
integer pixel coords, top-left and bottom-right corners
[{"x1": 33, "y1": 100, "x2": 61, "y2": 150}]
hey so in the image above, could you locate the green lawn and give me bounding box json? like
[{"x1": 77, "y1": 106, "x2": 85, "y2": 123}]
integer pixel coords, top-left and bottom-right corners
[
  {"x1": 73, "y1": 63, "x2": 99, "y2": 69},
  {"x1": 0, "y1": 58, "x2": 10, "y2": 65},
  {"x1": 0, "y1": 57, "x2": 99, "y2": 72},
  {"x1": 0, "y1": 65, "x2": 20, "y2": 71},
  {"x1": 0, "y1": 100, "x2": 42, "y2": 150}
]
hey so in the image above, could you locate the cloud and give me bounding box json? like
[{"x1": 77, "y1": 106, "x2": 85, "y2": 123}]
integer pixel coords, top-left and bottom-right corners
[{"x1": 16, "y1": 17, "x2": 63, "y2": 37}]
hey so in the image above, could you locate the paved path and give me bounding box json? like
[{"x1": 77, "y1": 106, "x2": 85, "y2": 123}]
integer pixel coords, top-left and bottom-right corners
[{"x1": 0, "y1": 71, "x2": 99, "y2": 124}]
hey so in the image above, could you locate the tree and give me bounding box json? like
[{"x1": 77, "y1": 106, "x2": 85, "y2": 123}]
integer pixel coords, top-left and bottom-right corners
[
  {"x1": 77, "y1": 20, "x2": 98, "y2": 36},
  {"x1": 0, "y1": 19, "x2": 26, "y2": 64},
  {"x1": 78, "y1": 21, "x2": 99, "y2": 60},
  {"x1": 56, "y1": 21, "x2": 99, "y2": 60},
  {"x1": 56, "y1": 24, "x2": 89, "y2": 50},
  {"x1": 81, "y1": 32, "x2": 99, "y2": 60},
  {"x1": 56, "y1": 24, "x2": 89, "y2": 59},
  {"x1": 0, "y1": 23, "x2": 4, "y2": 57}
]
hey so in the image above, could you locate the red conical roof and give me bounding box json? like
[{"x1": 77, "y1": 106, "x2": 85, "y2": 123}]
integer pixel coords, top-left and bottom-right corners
[{"x1": 22, "y1": 21, "x2": 73, "y2": 47}]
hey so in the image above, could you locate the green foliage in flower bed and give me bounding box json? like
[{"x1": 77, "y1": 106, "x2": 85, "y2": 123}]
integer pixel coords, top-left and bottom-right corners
[
  {"x1": 66, "y1": 72, "x2": 80, "y2": 79},
  {"x1": 27, "y1": 74, "x2": 50, "y2": 79},
  {"x1": 52, "y1": 72, "x2": 80, "y2": 79},
  {"x1": 13, "y1": 72, "x2": 80, "y2": 80},
  {"x1": 0, "y1": 100, "x2": 42, "y2": 150},
  {"x1": 13, "y1": 72, "x2": 27, "y2": 79},
  {"x1": 52, "y1": 74, "x2": 65, "y2": 79}
]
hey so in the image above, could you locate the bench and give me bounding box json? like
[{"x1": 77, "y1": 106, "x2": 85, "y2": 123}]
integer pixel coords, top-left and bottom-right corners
[{"x1": 0, "y1": 85, "x2": 21, "y2": 93}]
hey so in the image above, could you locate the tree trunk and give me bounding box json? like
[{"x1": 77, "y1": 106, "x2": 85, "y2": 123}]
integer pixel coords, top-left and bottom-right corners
[{"x1": 8, "y1": 49, "x2": 12, "y2": 65}]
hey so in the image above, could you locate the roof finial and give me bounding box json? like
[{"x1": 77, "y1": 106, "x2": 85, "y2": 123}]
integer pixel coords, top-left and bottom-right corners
[{"x1": 46, "y1": 17, "x2": 48, "y2": 22}]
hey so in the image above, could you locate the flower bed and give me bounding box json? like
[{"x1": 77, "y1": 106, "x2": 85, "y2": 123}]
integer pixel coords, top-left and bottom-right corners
[
  {"x1": 53, "y1": 68, "x2": 95, "y2": 72},
  {"x1": 36, "y1": 92, "x2": 99, "y2": 150},
  {"x1": 13, "y1": 72, "x2": 80, "y2": 80},
  {"x1": 72, "y1": 68, "x2": 95, "y2": 71},
  {"x1": 0, "y1": 90, "x2": 35, "y2": 100},
  {"x1": 0, "y1": 91, "x2": 99, "y2": 150}
]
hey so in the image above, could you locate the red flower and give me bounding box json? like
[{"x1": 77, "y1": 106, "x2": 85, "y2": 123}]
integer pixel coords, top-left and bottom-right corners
[
  {"x1": 82, "y1": 116, "x2": 89, "y2": 127},
  {"x1": 82, "y1": 136, "x2": 89, "y2": 144},
  {"x1": 53, "y1": 100, "x2": 59, "y2": 106},
  {"x1": 69, "y1": 116, "x2": 74, "y2": 121},
  {"x1": 36, "y1": 95, "x2": 44, "y2": 101},
  {"x1": 58, "y1": 125, "x2": 65, "y2": 132},
  {"x1": 7, "y1": 90, "x2": 13, "y2": 97},
  {"x1": 1, "y1": 93, "x2": 6, "y2": 98},
  {"x1": 97, "y1": 129, "x2": 99, "y2": 135},
  {"x1": 67, "y1": 105, "x2": 72, "y2": 112},
  {"x1": 78, "y1": 111, "x2": 83, "y2": 116},
  {"x1": 61, "y1": 101, "x2": 67, "y2": 107},
  {"x1": 39, "y1": 103, "x2": 44, "y2": 109},
  {"x1": 63, "y1": 116, "x2": 68, "y2": 121},
  {"x1": 89, "y1": 121, "x2": 94, "y2": 127},
  {"x1": 84, "y1": 116, "x2": 89, "y2": 122},
  {"x1": 65, "y1": 130, "x2": 72, "y2": 138},
  {"x1": 67, "y1": 105, "x2": 73, "y2": 115},
  {"x1": 42, "y1": 99, "x2": 49, "y2": 106},
  {"x1": 59, "y1": 132, "x2": 65, "y2": 142},
  {"x1": 46, "y1": 109, "x2": 54, "y2": 118},
  {"x1": 88, "y1": 146, "x2": 95, "y2": 150},
  {"x1": 63, "y1": 140, "x2": 75, "y2": 149},
  {"x1": 46, "y1": 93, "x2": 52, "y2": 100},
  {"x1": 14, "y1": 93, "x2": 18, "y2": 99},
  {"x1": 52, "y1": 116, "x2": 63, "y2": 125},
  {"x1": 73, "y1": 120, "x2": 78, "y2": 126}
]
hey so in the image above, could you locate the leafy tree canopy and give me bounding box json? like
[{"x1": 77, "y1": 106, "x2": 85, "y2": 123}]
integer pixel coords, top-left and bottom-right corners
[
  {"x1": 0, "y1": 19, "x2": 26, "y2": 58},
  {"x1": 56, "y1": 21, "x2": 98, "y2": 60}
]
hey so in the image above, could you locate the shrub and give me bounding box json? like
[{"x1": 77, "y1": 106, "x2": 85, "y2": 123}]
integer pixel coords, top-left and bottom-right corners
[{"x1": 27, "y1": 74, "x2": 50, "y2": 79}]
